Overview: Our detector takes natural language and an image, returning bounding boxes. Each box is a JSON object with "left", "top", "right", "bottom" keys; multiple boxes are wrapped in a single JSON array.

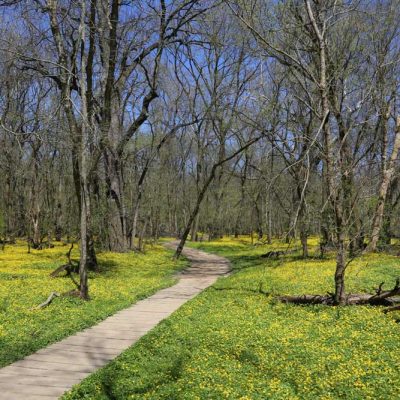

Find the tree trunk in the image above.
[
  {"left": 380, "top": 193, "right": 394, "bottom": 246},
  {"left": 32, "top": 212, "right": 41, "bottom": 249},
  {"left": 175, "top": 172, "right": 215, "bottom": 257},
  {"left": 104, "top": 154, "right": 129, "bottom": 252},
  {"left": 349, "top": 206, "right": 364, "bottom": 254},
  {"left": 55, "top": 178, "right": 63, "bottom": 242},
  {"left": 254, "top": 194, "right": 263, "bottom": 240},
  {"left": 78, "top": 1, "right": 90, "bottom": 299},
  {"left": 138, "top": 215, "right": 149, "bottom": 252},
  {"left": 130, "top": 199, "right": 140, "bottom": 249},
  {"left": 334, "top": 230, "right": 346, "bottom": 305},
  {"left": 79, "top": 184, "right": 90, "bottom": 299},
  {"left": 55, "top": 201, "right": 62, "bottom": 242},
  {"left": 300, "top": 226, "right": 308, "bottom": 258},
  {"left": 306, "top": 1, "right": 351, "bottom": 304},
  {"left": 368, "top": 116, "right": 400, "bottom": 252},
  {"left": 190, "top": 212, "right": 200, "bottom": 241}
]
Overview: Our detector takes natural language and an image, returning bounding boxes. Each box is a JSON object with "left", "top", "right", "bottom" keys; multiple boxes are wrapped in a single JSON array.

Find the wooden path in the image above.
[{"left": 0, "top": 244, "right": 230, "bottom": 399}]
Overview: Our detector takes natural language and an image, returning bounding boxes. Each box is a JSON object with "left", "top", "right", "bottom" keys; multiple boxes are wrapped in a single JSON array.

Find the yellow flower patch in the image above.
[
  {"left": 63, "top": 237, "right": 400, "bottom": 399},
  {"left": 0, "top": 241, "right": 186, "bottom": 367}
]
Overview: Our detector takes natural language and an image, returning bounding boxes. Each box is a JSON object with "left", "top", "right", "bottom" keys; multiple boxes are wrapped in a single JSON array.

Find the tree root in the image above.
[
  {"left": 277, "top": 278, "right": 400, "bottom": 312},
  {"left": 63, "top": 289, "right": 81, "bottom": 297},
  {"left": 383, "top": 305, "right": 400, "bottom": 313},
  {"left": 31, "top": 288, "right": 84, "bottom": 310},
  {"left": 32, "top": 292, "right": 60, "bottom": 310}
]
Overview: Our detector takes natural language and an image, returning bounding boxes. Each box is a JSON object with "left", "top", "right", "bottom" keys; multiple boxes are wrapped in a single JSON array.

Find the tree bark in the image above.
[
  {"left": 78, "top": 0, "right": 90, "bottom": 299},
  {"left": 305, "top": 0, "right": 347, "bottom": 304},
  {"left": 368, "top": 116, "right": 400, "bottom": 252}
]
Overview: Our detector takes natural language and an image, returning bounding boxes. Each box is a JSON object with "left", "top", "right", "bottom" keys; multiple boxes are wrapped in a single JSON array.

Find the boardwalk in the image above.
[{"left": 0, "top": 244, "right": 230, "bottom": 399}]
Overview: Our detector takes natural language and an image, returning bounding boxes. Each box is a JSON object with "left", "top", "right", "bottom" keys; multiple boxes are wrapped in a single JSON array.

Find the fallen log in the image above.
[
  {"left": 383, "top": 305, "right": 400, "bottom": 313},
  {"left": 279, "top": 294, "right": 334, "bottom": 305},
  {"left": 360, "top": 278, "right": 400, "bottom": 305},
  {"left": 278, "top": 279, "right": 400, "bottom": 309}
]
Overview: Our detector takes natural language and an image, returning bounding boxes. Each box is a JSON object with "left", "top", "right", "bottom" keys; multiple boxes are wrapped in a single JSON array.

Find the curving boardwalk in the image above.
[{"left": 0, "top": 244, "right": 230, "bottom": 399}]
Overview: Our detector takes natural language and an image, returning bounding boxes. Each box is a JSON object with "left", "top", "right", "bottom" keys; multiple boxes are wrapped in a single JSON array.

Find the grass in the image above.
[
  {"left": 0, "top": 240, "right": 186, "bottom": 368},
  {"left": 63, "top": 236, "right": 400, "bottom": 400}
]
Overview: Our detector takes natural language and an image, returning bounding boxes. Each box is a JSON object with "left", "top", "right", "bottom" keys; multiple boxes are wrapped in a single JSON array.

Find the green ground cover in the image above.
[
  {"left": 0, "top": 241, "right": 186, "bottom": 368},
  {"left": 64, "top": 237, "right": 400, "bottom": 400}
]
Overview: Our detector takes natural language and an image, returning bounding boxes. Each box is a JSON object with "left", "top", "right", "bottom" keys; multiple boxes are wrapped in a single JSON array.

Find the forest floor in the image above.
[
  {"left": 0, "top": 241, "right": 187, "bottom": 368},
  {"left": 0, "top": 243, "right": 229, "bottom": 399},
  {"left": 63, "top": 237, "right": 400, "bottom": 400}
]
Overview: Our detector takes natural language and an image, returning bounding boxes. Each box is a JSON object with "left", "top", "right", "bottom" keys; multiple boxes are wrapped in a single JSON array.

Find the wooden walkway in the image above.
[{"left": 0, "top": 244, "right": 230, "bottom": 399}]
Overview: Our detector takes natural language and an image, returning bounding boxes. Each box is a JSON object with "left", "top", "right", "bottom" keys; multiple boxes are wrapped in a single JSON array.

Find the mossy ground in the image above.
[
  {"left": 63, "top": 237, "right": 400, "bottom": 400},
  {"left": 0, "top": 241, "right": 186, "bottom": 368}
]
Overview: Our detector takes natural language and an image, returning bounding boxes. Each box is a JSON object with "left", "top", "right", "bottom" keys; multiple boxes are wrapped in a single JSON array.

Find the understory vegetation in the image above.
[
  {"left": 0, "top": 242, "right": 186, "bottom": 368},
  {"left": 63, "top": 237, "right": 400, "bottom": 400}
]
